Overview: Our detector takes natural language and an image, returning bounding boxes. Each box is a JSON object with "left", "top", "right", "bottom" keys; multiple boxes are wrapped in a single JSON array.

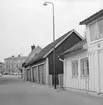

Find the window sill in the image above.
[
  {"left": 81, "top": 75, "right": 89, "bottom": 79},
  {"left": 90, "top": 37, "right": 103, "bottom": 45},
  {"left": 72, "top": 75, "right": 78, "bottom": 79}
]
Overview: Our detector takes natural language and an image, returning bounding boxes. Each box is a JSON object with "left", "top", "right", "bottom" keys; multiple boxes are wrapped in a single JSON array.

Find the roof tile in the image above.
[
  {"left": 80, "top": 9, "right": 103, "bottom": 25},
  {"left": 59, "top": 39, "right": 87, "bottom": 57}
]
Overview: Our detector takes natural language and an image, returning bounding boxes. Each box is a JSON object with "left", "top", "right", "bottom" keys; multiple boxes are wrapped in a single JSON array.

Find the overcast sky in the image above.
[{"left": 0, "top": 0, "right": 101, "bottom": 61}]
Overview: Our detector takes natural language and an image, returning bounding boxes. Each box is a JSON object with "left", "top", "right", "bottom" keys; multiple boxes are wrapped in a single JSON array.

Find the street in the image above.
[{"left": 0, "top": 75, "right": 102, "bottom": 105}]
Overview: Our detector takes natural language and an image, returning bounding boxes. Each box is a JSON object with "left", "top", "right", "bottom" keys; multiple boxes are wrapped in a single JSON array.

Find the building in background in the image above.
[
  {"left": 22, "top": 45, "right": 42, "bottom": 80},
  {"left": 0, "top": 62, "right": 6, "bottom": 74},
  {"left": 4, "top": 55, "right": 27, "bottom": 74}
]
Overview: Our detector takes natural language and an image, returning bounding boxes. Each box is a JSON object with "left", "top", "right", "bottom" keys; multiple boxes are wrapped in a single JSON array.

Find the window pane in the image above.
[
  {"left": 80, "top": 59, "right": 84, "bottom": 75},
  {"left": 72, "top": 60, "right": 78, "bottom": 76},
  {"left": 85, "top": 58, "right": 89, "bottom": 75},
  {"left": 87, "top": 59, "right": 89, "bottom": 68},
  {"left": 72, "top": 62, "right": 75, "bottom": 76},
  {"left": 98, "top": 18, "right": 103, "bottom": 38},
  {"left": 75, "top": 61, "right": 78, "bottom": 75},
  {"left": 87, "top": 68, "right": 89, "bottom": 75},
  {"left": 83, "top": 68, "right": 85, "bottom": 75},
  {"left": 84, "top": 58, "right": 88, "bottom": 68},
  {"left": 89, "top": 22, "right": 97, "bottom": 41},
  {"left": 81, "top": 57, "right": 89, "bottom": 76}
]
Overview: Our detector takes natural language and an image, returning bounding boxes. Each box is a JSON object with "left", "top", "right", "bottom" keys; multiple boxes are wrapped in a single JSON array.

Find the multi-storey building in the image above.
[
  {"left": 4, "top": 55, "right": 27, "bottom": 74},
  {"left": 60, "top": 9, "right": 103, "bottom": 94},
  {"left": 80, "top": 9, "right": 103, "bottom": 94}
]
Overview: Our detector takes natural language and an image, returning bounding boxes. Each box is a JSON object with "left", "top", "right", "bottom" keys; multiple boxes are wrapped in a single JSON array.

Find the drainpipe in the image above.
[
  {"left": 97, "top": 50, "right": 100, "bottom": 94},
  {"left": 58, "top": 57, "right": 64, "bottom": 62},
  {"left": 58, "top": 56, "right": 64, "bottom": 89}
]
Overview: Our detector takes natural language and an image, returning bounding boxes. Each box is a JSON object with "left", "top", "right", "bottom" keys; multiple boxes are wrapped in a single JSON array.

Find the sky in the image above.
[{"left": 0, "top": 0, "right": 102, "bottom": 62}]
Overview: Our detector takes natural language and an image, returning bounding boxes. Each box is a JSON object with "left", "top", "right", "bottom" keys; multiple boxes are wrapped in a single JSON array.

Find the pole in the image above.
[
  {"left": 43, "top": 2, "right": 56, "bottom": 89},
  {"left": 52, "top": 3, "right": 56, "bottom": 89}
]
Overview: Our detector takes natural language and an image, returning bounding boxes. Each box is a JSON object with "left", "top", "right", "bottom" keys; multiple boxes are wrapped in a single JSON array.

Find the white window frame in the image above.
[
  {"left": 72, "top": 59, "right": 78, "bottom": 78},
  {"left": 89, "top": 17, "right": 103, "bottom": 44},
  {"left": 80, "top": 57, "right": 89, "bottom": 77},
  {"left": 89, "top": 22, "right": 98, "bottom": 42},
  {"left": 98, "top": 18, "right": 103, "bottom": 40}
]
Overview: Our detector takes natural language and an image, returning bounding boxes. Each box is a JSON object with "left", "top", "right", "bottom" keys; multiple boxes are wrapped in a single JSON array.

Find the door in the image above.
[
  {"left": 27, "top": 69, "right": 30, "bottom": 81},
  {"left": 38, "top": 64, "right": 45, "bottom": 84},
  {"left": 98, "top": 50, "right": 103, "bottom": 93},
  {"left": 28, "top": 69, "right": 31, "bottom": 81},
  {"left": 26, "top": 70, "right": 28, "bottom": 81},
  {"left": 32, "top": 67, "right": 35, "bottom": 82},
  {"left": 32, "top": 67, "right": 38, "bottom": 82},
  {"left": 29, "top": 69, "right": 31, "bottom": 81}
]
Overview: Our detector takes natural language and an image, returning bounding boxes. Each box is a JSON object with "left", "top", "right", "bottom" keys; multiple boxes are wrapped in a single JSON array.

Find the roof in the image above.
[
  {"left": 25, "top": 46, "right": 42, "bottom": 65},
  {"left": 80, "top": 9, "right": 103, "bottom": 25},
  {"left": 25, "top": 29, "right": 84, "bottom": 66},
  {"left": 4, "top": 56, "right": 27, "bottom": 60},
  {"left": 0, "top": 62, "right": 4, "bottom": 64},
  {"left": 59, "top": 39, "right": 87, "bottom": 58},
  {"left": 4, "top": 56, "right": 14, "bottom": 60}
]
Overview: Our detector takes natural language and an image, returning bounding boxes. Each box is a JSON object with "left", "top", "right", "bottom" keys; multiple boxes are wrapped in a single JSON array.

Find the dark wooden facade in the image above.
[
  {"left": 23, "top": 30, "right": 83, "bottom": 86},
  {"left": 48, "top": 32, "right": 82, "bottom": 84}
]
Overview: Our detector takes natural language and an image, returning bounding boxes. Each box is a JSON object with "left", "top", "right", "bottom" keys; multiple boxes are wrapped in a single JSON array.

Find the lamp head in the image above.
[{"left": 43, "top": 2, "right": 48, "bottom": 6}]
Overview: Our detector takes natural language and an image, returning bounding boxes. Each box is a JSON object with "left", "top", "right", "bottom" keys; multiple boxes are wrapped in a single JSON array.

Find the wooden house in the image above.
[
  {"left": 59, "top": 39, "right": 89, "bottom": 91},
  {"left": 23, "top": 29, "right": 84, "bottom": 87},
  {"left": 60, "top": 9, "right": 103, "bottom": 94},
  {"left": 22, "top": 46, "right": 42, "bottom": 81},
  {"left": 80, "top": 9, "right": 103, "bottom": 94}
]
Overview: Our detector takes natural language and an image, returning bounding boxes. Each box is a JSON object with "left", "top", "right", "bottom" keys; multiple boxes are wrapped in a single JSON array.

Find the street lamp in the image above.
[{"left": 43, "top": 1, "right": 56, "bottom": 89}]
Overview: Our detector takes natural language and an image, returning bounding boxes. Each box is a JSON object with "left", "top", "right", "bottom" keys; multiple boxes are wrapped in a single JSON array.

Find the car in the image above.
[
  {"left": 0, "top": 73, "right": 2, "bottom": 77},
  {"left": 3, "top": 72, "right": 9, "bottom": 75}
]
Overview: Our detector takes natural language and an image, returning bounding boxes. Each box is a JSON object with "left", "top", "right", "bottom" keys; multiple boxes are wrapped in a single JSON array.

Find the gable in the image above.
[
  {"left": 48, "top": 32, "right": 83, "bottom": 74},
  {"left": 25, "top": 29, "right": 84, "bottom": 67},
  {"left": 43, "top": 29, "right": 84, "bottom": 58},
  {"left": 57, "top": 32, "right": 82, "bottom": 52}
]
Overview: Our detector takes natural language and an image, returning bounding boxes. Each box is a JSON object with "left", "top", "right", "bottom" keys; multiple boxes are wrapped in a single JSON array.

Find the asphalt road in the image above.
[{"left": 0, "top": 75, "right": 102, "bottom": 105}]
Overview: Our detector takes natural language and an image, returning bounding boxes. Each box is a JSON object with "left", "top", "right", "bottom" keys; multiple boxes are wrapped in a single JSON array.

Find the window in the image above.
[
  {"left": 98, "top": 18, "right": 103, "bottom": 38},
  {"left": 89, "top": 22, "right": 97, "bottom": 41},
  {"left": 80, "top": 57, "right": 89, "bottom": 77},
  {"left": 72, "top": 60, "right": 78, "bottom": 77},
  {"left": 89, "top": 18, "right": 103, "bottom": 42}
]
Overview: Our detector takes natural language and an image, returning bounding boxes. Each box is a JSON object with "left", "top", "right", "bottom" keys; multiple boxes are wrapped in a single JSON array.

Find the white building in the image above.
[
  {"left": 4, "top": 55, "right": 27, "bottom": 74},
  {"left": 60, "top": 9, "right": 103, "bottom": 94}
]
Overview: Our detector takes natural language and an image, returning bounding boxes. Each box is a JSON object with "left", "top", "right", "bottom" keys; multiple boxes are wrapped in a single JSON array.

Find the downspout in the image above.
[
  {"left": 58, "top": 56, "right": 64, "bottom": 88},
  {"left": 59, "top": 57, "right": 64, "bottom": 62},
  {"left": 97, "top": 50, "right": 100, "bottom": 94}
]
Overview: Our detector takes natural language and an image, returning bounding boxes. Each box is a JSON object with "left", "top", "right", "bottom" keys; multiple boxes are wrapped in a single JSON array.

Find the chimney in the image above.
[
  {"left": 12, "top": 55, "right": 14, "bottom": 57},
  {"left": 31, "top": 44, "right": 35, "bottom": 51}
]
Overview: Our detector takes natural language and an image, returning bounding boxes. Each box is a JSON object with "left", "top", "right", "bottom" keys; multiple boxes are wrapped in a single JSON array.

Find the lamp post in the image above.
[{"left": 43, "top": 1, "right": 56, "bottom": 89}]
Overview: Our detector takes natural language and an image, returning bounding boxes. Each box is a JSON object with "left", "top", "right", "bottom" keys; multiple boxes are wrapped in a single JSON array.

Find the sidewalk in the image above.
[
  {"left": 22, "top": 79, "right": 103, "bottom": 99},
  {"left": 0, "top": 75, "right": 102, "bottom": 105}
]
